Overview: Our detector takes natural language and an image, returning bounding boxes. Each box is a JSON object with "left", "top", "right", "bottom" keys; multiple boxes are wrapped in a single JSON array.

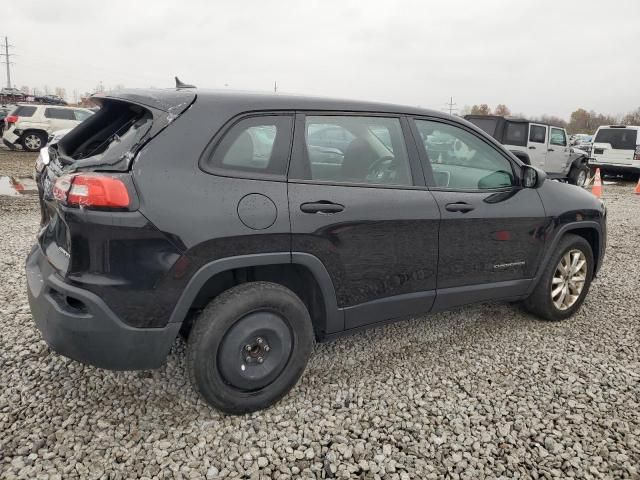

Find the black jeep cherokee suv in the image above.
[{"left": 27, "top": 89, "right": 606, "bottom": 413}]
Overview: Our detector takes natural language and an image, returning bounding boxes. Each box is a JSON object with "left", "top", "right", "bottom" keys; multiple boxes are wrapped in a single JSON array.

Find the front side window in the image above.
[
  {"left": 529, "top": 125, "right": 547, "bottom": 143},
  {"left": 203, "top": 115, "right": 293, "bottom": 178},
  {"left": 414, "top": 119, "right": 515, "bottom": 190},
  {"left": 550, "top": 128, "right": 566, "bottom": 146},
  {"left": 296, "top": 115, "right": 412, "bottom": 187}
]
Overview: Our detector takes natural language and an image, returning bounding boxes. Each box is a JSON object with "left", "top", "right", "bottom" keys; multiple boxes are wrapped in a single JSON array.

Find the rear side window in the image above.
[
  {"left": 529, "top": 125, "right": 546, "bottom": 143},
  {"left": 13, "top": 106, "right": 37, "bottom": 117},
  {"left": 504, "top": 122, "right": 527, "bottom": 147},
  {"left": 45, "top": 108, "right": 75, "bottom": 120},
  {"left": 203, "top": 114, "right": 293, "bottom": 179},
  {"left": 594, "top": 128, "right": 638, "bottom": 150}
]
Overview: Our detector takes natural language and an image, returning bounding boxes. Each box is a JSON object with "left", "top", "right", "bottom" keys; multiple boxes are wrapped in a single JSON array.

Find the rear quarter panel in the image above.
[{"left": 130, "top": 100, "right": 291, "bottom": 326}]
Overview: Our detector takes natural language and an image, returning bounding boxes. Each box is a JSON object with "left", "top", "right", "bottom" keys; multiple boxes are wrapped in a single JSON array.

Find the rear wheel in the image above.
[
  {"left": 21, "top": 131, "right": 46, "bottom": 152},
  {"left": 187, "top": 282, "right": 314, "bottom": 414},
  {"left": 524, "top": 234, "right": 594, "bottom": 321}
]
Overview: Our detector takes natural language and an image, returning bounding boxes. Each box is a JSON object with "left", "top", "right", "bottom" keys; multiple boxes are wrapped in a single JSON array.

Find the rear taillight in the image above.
[
  {"left": 53, "top": 174, "right": 130, "bottom": 208},
  {"left": 5, "top": 114, "right": 18, "bottom": 125},
  {"left": 635, "top": 146, "right": 640, "bottom": 161}
]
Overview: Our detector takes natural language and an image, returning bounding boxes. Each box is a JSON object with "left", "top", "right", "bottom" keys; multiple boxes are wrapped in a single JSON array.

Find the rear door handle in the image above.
[
  {"left": 548, "top": 148, "right": 555, "bottom": 152},
  {"left": 300, "top": 202, "right": 344, "bottom": 214},
  {"left": 528, "top": 146, "right": 536, "bottom": 150},
  {"left": 445, "top": 202, "right": 474, "bottom": 213}
]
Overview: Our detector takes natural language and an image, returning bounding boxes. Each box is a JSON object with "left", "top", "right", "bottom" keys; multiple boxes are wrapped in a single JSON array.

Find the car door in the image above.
[
  {"left": 288, "top": 112, "right": 440, "bottom": 333},
  {"left": 411, "top": 117, "right": 547, "bottom": 310},
  {"left": 546, "top": 127, "right": 569, "bottom": 174},
  {"left": 527, "top": 123, "right": 548, "bottom": 169}
]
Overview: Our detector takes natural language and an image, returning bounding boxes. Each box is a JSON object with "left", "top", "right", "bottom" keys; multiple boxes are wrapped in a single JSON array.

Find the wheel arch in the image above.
[
  {"left": 529, "top": 221, "right": 603, "bottom": 296},
  {"left": 169, "top": 252, "right": 343, "bottom": 339}
]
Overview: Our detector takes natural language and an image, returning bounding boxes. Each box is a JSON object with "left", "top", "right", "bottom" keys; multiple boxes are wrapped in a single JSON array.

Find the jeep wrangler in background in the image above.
[
  {"left": 465, "top": 115, "right": 590, "bottom": 186},
  {"left": 28, "top": 89, "right": 606, "bottom": 414}
]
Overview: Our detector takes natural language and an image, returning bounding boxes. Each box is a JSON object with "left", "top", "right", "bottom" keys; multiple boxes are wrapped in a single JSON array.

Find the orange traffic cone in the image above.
[
  {"left": 591, "top": 168, "right": 602, "bottom": 198},
  {"left": 635, "top": 176, "right": 640, "bottom": 195}
]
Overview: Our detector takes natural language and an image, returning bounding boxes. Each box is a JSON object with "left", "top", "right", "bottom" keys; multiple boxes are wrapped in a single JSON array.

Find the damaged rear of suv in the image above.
[{"left": 28, "top": 89, "right": 196, "bottom": 369}]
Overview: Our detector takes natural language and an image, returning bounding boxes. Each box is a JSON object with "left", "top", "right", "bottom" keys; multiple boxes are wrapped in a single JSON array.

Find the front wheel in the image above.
[
  {"left": 568, "top": 164, "right": 589, "bottom": 187},
  {"left": 187, "top": 282, "right": 314, "bottom": 414},
  {"left": 523, "top": 234, "right": 594, "bottom": 321}
]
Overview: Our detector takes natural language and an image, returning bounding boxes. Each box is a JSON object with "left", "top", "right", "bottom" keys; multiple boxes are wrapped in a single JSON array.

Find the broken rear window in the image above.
[{"left": 59, "top": 100, "right": 154, "bottom": 162}]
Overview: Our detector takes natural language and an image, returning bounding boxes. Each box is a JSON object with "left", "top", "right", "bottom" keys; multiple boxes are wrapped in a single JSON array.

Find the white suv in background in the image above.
[
  {"left": 2, "top": 104, "right": 93, "bottom": 152},
  {"left": 589, "top": 125, "right": 640, "bottom": 179}
]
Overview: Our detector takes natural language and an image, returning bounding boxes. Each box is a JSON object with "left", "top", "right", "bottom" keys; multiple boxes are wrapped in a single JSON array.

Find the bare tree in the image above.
[{"left": 494, "top": 104, "right": 511, "bottom": 116}]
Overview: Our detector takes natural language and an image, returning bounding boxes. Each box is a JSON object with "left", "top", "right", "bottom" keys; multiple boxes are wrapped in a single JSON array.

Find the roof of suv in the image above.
[
  {"left": 95, "top": 88, "right": 448, "bottom": 118},
  {"left": 596, "top": 125, "right": 640, "bottom": 131}
]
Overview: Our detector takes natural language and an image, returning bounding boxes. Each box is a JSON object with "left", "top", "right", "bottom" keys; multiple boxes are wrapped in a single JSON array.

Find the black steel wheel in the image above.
[{"left": 187, "top": 282, "right": 314, "bottom": 414}]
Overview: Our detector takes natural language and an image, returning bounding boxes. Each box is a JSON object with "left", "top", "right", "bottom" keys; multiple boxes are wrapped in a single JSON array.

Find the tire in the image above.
[
  {"left": 523, "top": 234, "right": 594, "bottom": 321},
  {"left": 21, "top": 131, "right": 47, "bottom": 152},
  {"left": 568, "top": 164, "right": 588, "bottom": 187},
  {"left": 187, "top": 281, "right": 314, "bottom": 414}
]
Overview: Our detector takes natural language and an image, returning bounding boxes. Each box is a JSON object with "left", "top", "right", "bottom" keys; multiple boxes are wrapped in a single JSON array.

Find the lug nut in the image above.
[
  {"left": 245, "top": 356, "right": 252, "bottom": 363},
  {"left": 245, "top": 344, "right": 252, "bottom": 351},
  {"left": 264, "top": 345, "right": 270, "bottom": 352},
  {"left": 257, "top": 357, "right": 264, "bottom": 364},
  {"left": 257, "top": 337, "right": 263, "bottom": 344}
]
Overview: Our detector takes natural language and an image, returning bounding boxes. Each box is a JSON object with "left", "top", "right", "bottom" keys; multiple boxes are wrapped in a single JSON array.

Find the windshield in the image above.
[{"left": 594, "top": 128, "right": 638, "bottom": 150}]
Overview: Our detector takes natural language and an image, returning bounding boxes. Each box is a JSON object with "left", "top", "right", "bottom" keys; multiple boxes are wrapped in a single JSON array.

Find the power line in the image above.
[
  {"left": 444, "top": 96, "right": 457, "bottom": 115},
  {"left": 0, "top": 36, "right": 15, "bottom": 88}
]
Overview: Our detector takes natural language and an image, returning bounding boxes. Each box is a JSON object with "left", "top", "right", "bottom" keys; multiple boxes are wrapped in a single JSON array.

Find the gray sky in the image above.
[{"left": 3, "top": 0, "right": 639, "bottom": 119}]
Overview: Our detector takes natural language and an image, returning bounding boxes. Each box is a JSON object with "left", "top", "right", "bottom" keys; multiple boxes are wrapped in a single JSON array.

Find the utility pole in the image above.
[
  {"left": 445, "top": 96, "right": 457, "bottom": 115},
  {"left": 0, "top": 36, "right": 15, "bottom": 88}
]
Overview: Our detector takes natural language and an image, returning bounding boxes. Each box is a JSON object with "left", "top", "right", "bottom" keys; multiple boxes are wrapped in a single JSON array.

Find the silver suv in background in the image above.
[
  {"left": 2, "top": 104, "right": 93, "bottom": 152},
  {"left": 465, "top": 115, "right": 590, "bottom": 187},
  {"left": 589, "top": 125, "right": 640, "bottom": 179}
]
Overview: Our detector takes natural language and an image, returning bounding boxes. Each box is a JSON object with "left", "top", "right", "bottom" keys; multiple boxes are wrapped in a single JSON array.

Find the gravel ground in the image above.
[
  {"left": 0, "top": 145, "right": 38, "bottom": 178},
  {"left": 0, "top": 179, "right": 639, "bottom": 479}
]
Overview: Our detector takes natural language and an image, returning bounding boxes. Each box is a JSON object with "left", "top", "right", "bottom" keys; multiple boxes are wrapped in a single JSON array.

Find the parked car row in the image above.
[
  {"left": 2, "top": 104, "right": 93, "bottom": 151},
  {"left": 464, "top": 115, "right": 591, "bottom": 186},
  {"left": 466, "top": 115, "right": 640, "bottom": 181}
]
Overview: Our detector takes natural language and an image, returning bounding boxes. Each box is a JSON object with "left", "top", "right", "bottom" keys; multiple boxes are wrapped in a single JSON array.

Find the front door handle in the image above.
[
  {"left": 445, "top": 202, "right": 474, "bottom": 213},
  {"left": 300, "top": 201, "right": 344, "bottom": 214},
  {"left": 529, "top": 146, "right": 536, "bottom": 150},
  {"left": 548, "top": 148, "right": 555, "bottom": 152}
]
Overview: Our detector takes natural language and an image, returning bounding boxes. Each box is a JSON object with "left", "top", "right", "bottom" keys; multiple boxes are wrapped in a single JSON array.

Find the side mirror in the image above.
[{"left": 522, "top": 165, "right": 546, "bottom": 188}]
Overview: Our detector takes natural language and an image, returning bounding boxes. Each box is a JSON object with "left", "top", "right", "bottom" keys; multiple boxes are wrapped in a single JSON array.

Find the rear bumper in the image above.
[
  {"left": 2, "top": 128, "right": 20, "bottom": 145},
  {"left": 26, "top": 245, "right": 180, "bottom": 370},
  {"left": 588, "top": 160, "right": 640, "bottom": 174}
]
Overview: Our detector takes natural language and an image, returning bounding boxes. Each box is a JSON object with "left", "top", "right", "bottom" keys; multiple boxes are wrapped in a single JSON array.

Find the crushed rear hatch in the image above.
[{"left": 37, "top": 89, "right": 195, "bottom": 277}]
